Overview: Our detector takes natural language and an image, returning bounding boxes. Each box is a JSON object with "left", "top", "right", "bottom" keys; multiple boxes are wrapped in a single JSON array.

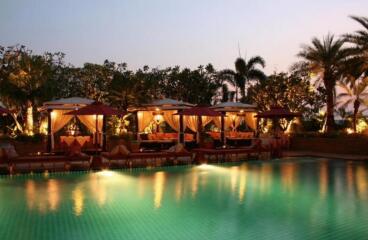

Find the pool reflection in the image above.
[{"left": 19, "top": 159, "right": 368, "bottom": 218}]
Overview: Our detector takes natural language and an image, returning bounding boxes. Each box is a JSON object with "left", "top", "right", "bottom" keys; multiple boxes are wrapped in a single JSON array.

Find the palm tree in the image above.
[
  {"left": 298, "top": 34, "right": 349, "bottom": 133},
  {"left": 219, "top": 56, "right": 266, "bottom": 102},
  {"left": 344, "top": 16, "right": 368, "bottom": 52},
  {"left": 344, "top": 16, "right": 368, "bottom": 75},
  {"left": 337, "top": 78, "right": 368, "bottom": 132}
]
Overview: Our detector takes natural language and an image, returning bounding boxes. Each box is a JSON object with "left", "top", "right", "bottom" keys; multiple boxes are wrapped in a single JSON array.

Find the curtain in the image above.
[
  {"left": 51, "top": 110, "right": 73, "bottom": 149},
  {"left": 212, "top": 117, "right": 222, "bottom": 129},
  {"left": 225, "top": 113, "right": 242, "bottom": 131},
  {"left": 163, "top": 110, "right": 180, "bottom": 132},
  {"left": 184, "top": 116, "right": 198, "bottom": 132},
  {"left": 77, "top": 115, "right": 103, "bottom": 145},
  {"left": 184, "top": 116, "right": 214, "bottom": 132},
  {"left": 137, "top": 111, "right": 154, "bottom": 132},
  {"left": 245, "top": 112, "right": 257, "bottom": 130}
]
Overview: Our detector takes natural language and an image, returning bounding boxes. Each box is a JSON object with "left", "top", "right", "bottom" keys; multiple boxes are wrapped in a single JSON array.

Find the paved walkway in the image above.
[{"left": 284, "top": 150, "right": 368, "bottom": 161}]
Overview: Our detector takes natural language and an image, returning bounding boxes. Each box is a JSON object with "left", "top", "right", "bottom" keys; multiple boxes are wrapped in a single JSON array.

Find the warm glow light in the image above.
[
  {"left": 346, "top": 128, "right": 354, "bottom": 134},
  {"left": 153, "top": 114, "right": 163, "bottom": 125},
  {"left": 319, "top": 161, "right": 328, "bottom": 198},
  {"left": 39, "top": 119, "right": 48, "bottom": 135},
  {"left": 72, "top": 186, "right": 84, "bottom": 216},
  {"left": 96, "top": 170, "right": 115, "bottom": 177},
  {"left": 26, "top": 105, "right": 34, "bottom": 136},
  {"left": 153, "top": 171, "right": 166, "bottom": 209},
  {"left": 196, "top": 164, "right": 217, "bottom": 170}
]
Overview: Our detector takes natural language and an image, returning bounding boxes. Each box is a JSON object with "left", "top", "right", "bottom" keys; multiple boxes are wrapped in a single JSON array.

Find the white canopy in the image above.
[
  {"left": 41, "top": 97, "right": 95, "bottom": 110},
  {"left": 144, "top": 98, "right": 194, "bottom": 107},
  {"left": 211, "top": 102, "right": 257, "bottom": 112}
]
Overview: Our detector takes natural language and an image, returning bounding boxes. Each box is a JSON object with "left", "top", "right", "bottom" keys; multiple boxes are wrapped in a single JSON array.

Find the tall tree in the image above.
[
  {"left": 0, "top": 45, "right": 62, "bottom": 134},
  {"left": 219, "top": 56, "right": 266, "bottom": 102},
  {"left": 298, "top": 34, "right": 349, "bottom": 133},
  {"left": 337, "top": 77, "right": 368, "bottom": 133}
]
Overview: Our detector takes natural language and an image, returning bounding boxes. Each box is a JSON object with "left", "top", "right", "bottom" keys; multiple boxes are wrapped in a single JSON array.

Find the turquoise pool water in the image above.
[{"left": 0, "top": 158, "right": 368, "bottom": 240}]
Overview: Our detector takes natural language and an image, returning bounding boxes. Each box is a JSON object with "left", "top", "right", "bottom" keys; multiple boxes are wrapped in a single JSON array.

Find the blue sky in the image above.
[{"left": 1, "top": 0, "right": 367, "bottom": 73}]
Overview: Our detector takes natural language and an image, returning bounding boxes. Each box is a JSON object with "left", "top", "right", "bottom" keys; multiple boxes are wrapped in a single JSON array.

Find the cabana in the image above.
[
  {"left": 65, "top": 102, "right": 125, "bottom": 152},
  {"left": 210, "top": 102, "right": 257, "bottom": 144},
  {"left": 256, "top": 106, "right": 301, "bottom": 156},
  {"left": 40, "top": 97, "right": 101, "bottom": 152},
  {"left": 128, "top": 98, "right": 196, "bottom": 147}
]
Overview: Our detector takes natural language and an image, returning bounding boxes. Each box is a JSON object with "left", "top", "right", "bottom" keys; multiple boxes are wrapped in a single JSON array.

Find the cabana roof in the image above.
[
  {"left": 256, "top": 106, "right": 301, "bottom": 118},
  {"left": 176, "top": 106, "right": 223, "bottom": 117},
  {"left": 40, "top": 97, "right": 95, "bottom": 111},
  {"left": 65, "top": 102, "right": 126, "bottom": 116},
  {"left": 211, "top": 102, "right": 257, "bottom": 112},
  {"left": 129, "top": 98, "right": 194, "bottom": 111}
]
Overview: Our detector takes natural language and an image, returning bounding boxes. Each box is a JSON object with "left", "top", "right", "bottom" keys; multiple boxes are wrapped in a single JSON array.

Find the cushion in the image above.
[
  {"left": 156, "top": 133, "right": 165, "bottom": 140},
  {"left": 229, "top": 131, "right": 237, "bottom": 138},
  {"left": 184, "top": 134, "right": 194, "bottom": 141},
  {"left": 148, "top": 134, "right": 155, "bottom": 140},
  {"left": 119, "top": 145, "right": 130, "bottom": 156}
]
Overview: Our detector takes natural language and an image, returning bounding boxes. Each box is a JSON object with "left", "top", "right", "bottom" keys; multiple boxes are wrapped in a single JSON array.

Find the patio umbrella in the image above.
[
  {"left": 176, "top": 106, "right": 223, "bottom": 144},
  {"left": 65, "top": 102, "right": 126, "bottom": 150}
]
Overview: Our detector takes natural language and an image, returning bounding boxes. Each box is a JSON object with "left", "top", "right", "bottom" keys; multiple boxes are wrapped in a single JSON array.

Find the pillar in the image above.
[
  {"left": 134, "top": 111, "right": 139, "bottom": 140},
  {"left": 102, "top": 115, "right": 107, "bottom": 151},
  {"left": 46, "top": 109, "right": 52, "bottom": 152},
  {"left": 179, "top": 110, "right": 184, "bottom": 144},
  {"left": 221, "top": 111, "right": 225, "bottom": 145}
]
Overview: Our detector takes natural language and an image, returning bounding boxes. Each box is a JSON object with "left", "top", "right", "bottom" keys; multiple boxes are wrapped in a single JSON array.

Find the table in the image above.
[{"left": 60, "top": 136, "right": 91, "bottom": 147}]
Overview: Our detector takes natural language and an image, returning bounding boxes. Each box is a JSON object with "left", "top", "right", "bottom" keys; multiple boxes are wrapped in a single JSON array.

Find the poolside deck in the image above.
[{"left": 284, "top": 150, "right": 368, "bottom": 161}]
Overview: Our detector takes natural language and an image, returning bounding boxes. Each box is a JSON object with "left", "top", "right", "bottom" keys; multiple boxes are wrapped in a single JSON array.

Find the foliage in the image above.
[
  {"left": 247, "top": 71, "right": 324, "bottom": 116},
  {"left": 219, "top": 56, "right": 266, "bottom": 102}
]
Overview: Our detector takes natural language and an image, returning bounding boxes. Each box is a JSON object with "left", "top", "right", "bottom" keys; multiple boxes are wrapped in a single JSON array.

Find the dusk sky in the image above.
[{"left": 1, "top": 0, "right": 367, "bottom": 73}]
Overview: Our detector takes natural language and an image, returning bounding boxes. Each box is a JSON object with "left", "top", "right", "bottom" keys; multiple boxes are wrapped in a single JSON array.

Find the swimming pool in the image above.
[{"left": 0, "top": 158, "right": 367, "bottom": 240}]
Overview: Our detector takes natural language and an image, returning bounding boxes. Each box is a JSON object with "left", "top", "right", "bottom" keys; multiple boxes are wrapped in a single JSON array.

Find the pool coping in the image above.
[{"left": 284, "top": 150, "right": 368, "bottom": 161}]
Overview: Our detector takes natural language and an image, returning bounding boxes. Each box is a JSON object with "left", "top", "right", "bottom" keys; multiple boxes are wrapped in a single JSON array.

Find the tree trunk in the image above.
[
  {"left": 240, "top": 85, "right": 246, "bottom": 103},
  {"left": 324, "top": 79, "right": 335, "bottom": 133},
  {"left": 25, "top": 100, "right": 34, "bottom": 135},
  {"left": 353, "top": 99, "right": 360, "bottom": 133},
  {"left": 235, "top": 86, "right": 238, "bottom": 102}
]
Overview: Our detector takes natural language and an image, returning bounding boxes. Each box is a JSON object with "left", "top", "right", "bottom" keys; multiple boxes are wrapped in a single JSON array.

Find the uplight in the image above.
[{"left": 97, "top": 170, "right": 115, "bottom": 177}]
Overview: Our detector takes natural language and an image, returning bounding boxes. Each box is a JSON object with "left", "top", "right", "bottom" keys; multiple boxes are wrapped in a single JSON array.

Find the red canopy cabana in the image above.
[
  {"left": 256, "top": 106, "right": 301, "bottom": 133},
  {"left": 176, "top": 106, "right": 223, "bottom": 144},
  {"left": 65, "top": 102, "right": 126, "bottom": 151}
]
